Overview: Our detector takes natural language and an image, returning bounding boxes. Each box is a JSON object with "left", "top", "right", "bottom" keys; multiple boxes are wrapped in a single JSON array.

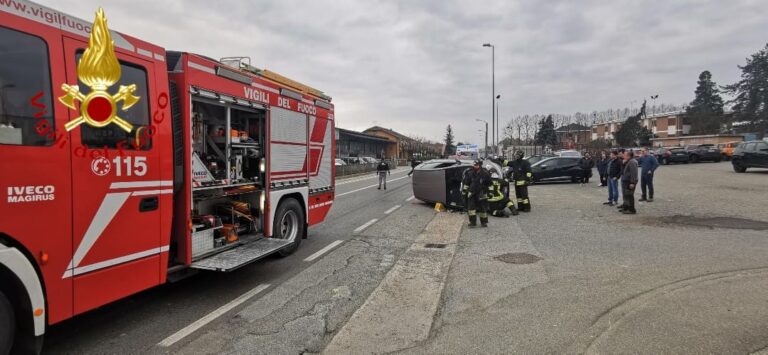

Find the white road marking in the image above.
[
  {"left": 354, "top": 219, "right": 379, "bottom": 234},
  {"left": 336, "top": 169, "right": 408, "bottom": 186},
  {"left": 384, "top": 205, "right": 401, "bottom": 215},
  {"left": 336, "top": 175, "right": 409, "bottom": 197},
  {"left": 304, "top": 240, "right": 344, "bottom": 262},
  {"left": 406, "top": 196, "right": 415, "bottom": 202},
  {"left": 157, "top": 284, "right": 271, "bottom": 347}
]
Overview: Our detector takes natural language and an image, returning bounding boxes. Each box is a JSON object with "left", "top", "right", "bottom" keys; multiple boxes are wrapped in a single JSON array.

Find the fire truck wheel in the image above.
[
  {"left": 0, "top": 290, "right": 15, "bottom": 355},
  {"left": 275, "top": 198, "right": 304, "bottom": 257}
]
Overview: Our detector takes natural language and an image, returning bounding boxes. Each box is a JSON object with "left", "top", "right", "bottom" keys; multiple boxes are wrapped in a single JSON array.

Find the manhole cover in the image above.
[
  {"left": 424, "top": 243, "right": 447, "bottom": 249},
  {"left": 495, "top": 253, "right": 542, "bottom": 264}
]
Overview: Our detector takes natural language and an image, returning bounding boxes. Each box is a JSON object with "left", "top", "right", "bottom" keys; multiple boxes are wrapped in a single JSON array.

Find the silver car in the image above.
[{"left": 412, "top": 159, "right": 502, "bottom": 208}]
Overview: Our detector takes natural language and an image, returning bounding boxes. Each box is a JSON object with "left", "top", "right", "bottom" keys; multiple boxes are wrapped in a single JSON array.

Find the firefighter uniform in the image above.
[
  {"left": 505, "top": 152, "right": 533, "bottom": 212},
  {"left": 487, "top": 178, "right": 518, "bottom": 217},
  {"left": 462, "top": 161, "right": 492, "bottom": 227}
]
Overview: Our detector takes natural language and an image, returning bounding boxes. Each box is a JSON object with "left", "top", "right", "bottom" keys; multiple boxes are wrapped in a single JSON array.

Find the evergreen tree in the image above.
[
  {"left": 685, "top": 70, "right": 725, "bottom": 134},
  {"left": 444, "top": 125, "right": 455, "bottom": 155},
  {"left": 615, "top": 100, "right": 647, "bottom": 147},
  {"left": 724, "top": 43, "right": 768, "bottom": 131},
  {"left": 534, "top": 115, "right": 557, "bottom": 147}
]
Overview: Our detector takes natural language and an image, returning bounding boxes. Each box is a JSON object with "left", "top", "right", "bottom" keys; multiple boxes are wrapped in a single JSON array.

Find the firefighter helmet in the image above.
[{"left": 515, "top": 150, "right": 525, "bottom": 159}]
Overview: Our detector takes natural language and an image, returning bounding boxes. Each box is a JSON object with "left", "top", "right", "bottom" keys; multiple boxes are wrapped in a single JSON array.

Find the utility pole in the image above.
[{"left": 496, "top": 94, "right": 501, "bottom": 154}]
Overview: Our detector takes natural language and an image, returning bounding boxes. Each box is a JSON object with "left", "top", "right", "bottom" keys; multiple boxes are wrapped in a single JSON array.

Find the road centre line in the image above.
[
  {"left": 384, "top": 205, "right": 401, "bottom": 215},
  {"left": 304, "top": 240, "right": 344, "bottom": 262},
  {"left": 354, "top": 219, "right": 378, "bottom": 234},
  {"left": 157, "top": 284, "right": 271, "bottom": 347},
  {"left": 336, "top": 175, "right": 409, "bottom": 197}
]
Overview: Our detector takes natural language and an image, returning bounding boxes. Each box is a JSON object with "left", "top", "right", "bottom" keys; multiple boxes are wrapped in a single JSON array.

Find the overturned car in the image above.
[{"left": 411, "top": 159, "right": 504, "bottom": 209}]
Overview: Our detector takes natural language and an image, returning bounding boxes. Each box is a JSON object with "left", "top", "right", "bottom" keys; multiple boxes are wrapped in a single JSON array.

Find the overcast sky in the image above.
[{"left": 39, "top": 0, "right": 768, "bottom": 145}]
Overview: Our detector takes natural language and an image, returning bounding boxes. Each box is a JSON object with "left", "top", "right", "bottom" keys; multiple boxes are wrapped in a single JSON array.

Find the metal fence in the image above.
[{"left": 335, "top": 161, "right": 401, "bottom": 177}]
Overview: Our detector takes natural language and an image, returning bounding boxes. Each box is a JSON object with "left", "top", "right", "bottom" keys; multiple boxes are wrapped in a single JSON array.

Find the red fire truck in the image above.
[{"left": 0, "top": 1, "right": 335, "bottom": 352}]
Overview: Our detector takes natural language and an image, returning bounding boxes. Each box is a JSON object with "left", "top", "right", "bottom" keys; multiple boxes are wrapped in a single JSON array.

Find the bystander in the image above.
[{"left": 637, "top": 148, "right": 659, "bottom": 202}]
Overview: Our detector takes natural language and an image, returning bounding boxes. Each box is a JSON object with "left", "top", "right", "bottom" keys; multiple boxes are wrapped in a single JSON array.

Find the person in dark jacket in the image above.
[
  {"left": 376, "top": 159, "right": 390, "bottom": 190},
  {"left": 504, "top": 150, "right": 533, "bottom": 212},
  {"left": 596, "top": 151, "right": 608, "bottom": 187},
  {"left": 637, "top": 148, "right": 659, "bottom": 202},
  {"left": 603, "top": 150, "right": 622, "bottom": 206},
  {"left": 619, "top": 150, "right": 639, "bottom": 214},
  {"left": 578, "top": 153, "right": 595, "bottom": 185},
  {"left": 463, "top": 160, "right": 492, "bottom": 227}
]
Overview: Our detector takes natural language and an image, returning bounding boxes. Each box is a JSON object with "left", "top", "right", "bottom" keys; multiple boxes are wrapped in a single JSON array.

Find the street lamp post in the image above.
[
  {"left": 483, "top": 43, "right": 495, "bottom": 148},
  {"left": 476, "top": 118, "right": 488, "bottom": 158},
  {"left": 495, "top": 94, "right": 501, "bottom": 153}
]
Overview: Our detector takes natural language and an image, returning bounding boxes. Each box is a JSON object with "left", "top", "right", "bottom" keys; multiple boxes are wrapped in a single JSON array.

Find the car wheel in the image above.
[
  {"left": 274, "top": 198, "right": 304, "bottom": 257},
  {"left": 733, "top": 162, "right": 747, "bottom": 173},
  {"left": 715, "top": 158, "right": 722, "bottom": 163},
  {"left": 0, "top": 291, "right": 15, "bottom": 355},
  {"left": 689, "top": 155, "right": 699, "bottom": 163}
]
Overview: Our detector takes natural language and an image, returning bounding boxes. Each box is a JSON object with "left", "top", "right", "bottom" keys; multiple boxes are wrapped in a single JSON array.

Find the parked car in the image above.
[
  {"left": 657, "top": 147, "right": 689, "bottom": 165},
  {"left": 525, "top": 154, "right": 554, "bottom": 165},
  {"left": 720, "top": 141, "right": 741, "bottom": 161},
  {"left": 335, "top": 158, "right": 347, "bottom": 166},
  {"left": 530, "top": 157, "right": 584, "bottom": 183},
  {"left": 554, "top": 150, "right": 581, "bottom": 158},
  {"left": 732, "top": 140, "right": 768, "bottom": 173},
  {"left": 685, "top": 144, "right": 721, "bottom": 163}
]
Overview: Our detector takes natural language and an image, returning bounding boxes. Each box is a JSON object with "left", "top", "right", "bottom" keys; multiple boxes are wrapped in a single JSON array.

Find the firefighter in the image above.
[
  {"left": 488, "top": 173, "right": 519, "bottom": 217},
  {"left": 462, "top": 159, "right": 492, "bottom": 227},
  {"left": 504, "top": 150, "right": 533, "bottom": 212}
]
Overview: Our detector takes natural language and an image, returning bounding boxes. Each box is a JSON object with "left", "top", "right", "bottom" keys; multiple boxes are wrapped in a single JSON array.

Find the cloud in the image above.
[{"left": 38, "top": 0, "right": 768, "bottom": 145}]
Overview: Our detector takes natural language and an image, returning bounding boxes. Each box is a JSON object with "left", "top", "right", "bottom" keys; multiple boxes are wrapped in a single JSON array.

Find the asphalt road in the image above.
[
  {"left": 43, "top": 161, "right": 768, "bottom": 354},
  {"left": 42, "top": 168, "right": 414, "bottom": 354}
]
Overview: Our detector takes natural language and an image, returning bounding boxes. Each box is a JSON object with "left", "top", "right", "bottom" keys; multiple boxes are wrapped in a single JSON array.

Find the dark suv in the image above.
[
  {"left": 732, "top": 140, "right": 768, "bottom": 173},
  {"left": 530, "top": 157, "right": 584, "bottom": 183},
  {"left": 685, "top": 144, "right": 722, "bottom": 163},
  {"left": 656, "top": 147, "right": 689, "bottom": 165}
]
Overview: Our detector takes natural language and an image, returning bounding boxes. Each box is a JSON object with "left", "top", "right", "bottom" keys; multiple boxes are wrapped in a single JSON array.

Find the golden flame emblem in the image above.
[{"left": 59, "top": 8, "right": 139, "bottom": 133}]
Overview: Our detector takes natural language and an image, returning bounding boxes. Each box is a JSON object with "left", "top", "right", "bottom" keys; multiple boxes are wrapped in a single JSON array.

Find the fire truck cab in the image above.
[{"left": 0, "top": 1, "right": 335, "bottom": 352}]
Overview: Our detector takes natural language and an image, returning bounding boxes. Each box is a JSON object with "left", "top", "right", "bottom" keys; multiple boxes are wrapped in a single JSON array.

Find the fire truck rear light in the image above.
[{"left": 34, "top": 308, "right": 44, "bottom": 317}]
